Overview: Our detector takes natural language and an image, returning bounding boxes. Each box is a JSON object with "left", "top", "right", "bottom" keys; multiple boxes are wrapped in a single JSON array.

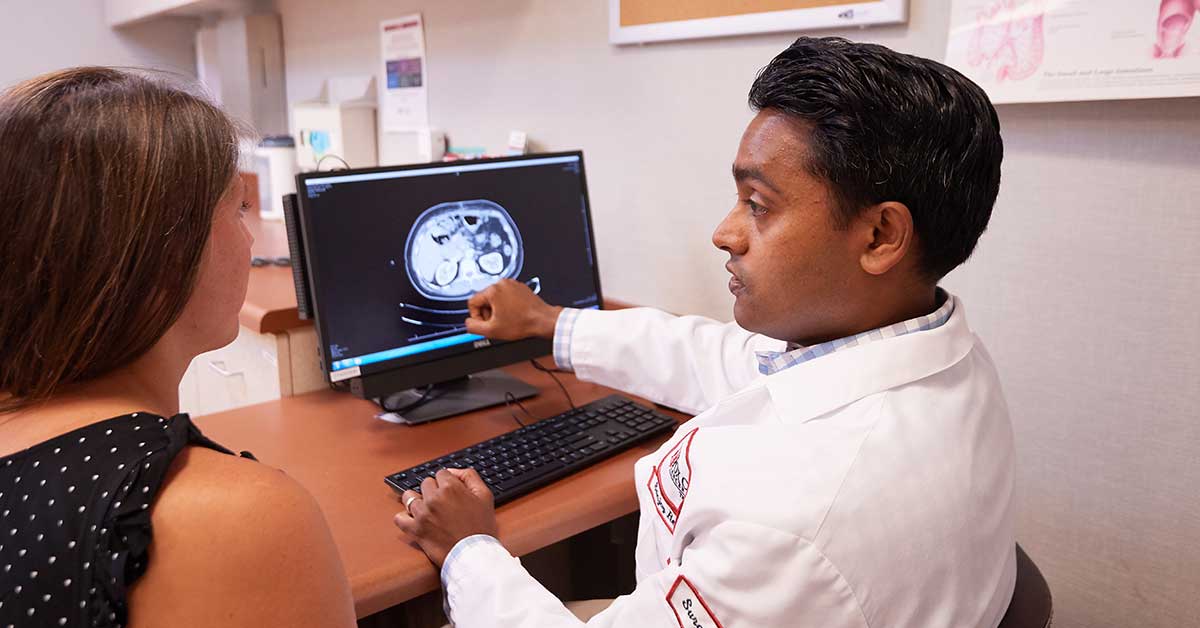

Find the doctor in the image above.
[{"left": 394, "top": 36, "right": 1016, "bottom": 628}]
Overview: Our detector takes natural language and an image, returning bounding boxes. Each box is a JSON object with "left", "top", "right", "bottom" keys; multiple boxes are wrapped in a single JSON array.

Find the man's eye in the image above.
[{"left": 745, "top": 199, "right": 766, "bottom": 216}]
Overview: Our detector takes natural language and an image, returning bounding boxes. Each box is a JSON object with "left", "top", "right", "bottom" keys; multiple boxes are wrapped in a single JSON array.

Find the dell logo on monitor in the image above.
[{"left": 473, "top": 339, "right": 492, "bottom": 349}]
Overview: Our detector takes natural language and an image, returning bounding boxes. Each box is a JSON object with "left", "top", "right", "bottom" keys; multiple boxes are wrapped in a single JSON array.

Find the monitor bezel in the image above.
[{"left": 294, "top": 150, "right": 603, "bottom": 391}]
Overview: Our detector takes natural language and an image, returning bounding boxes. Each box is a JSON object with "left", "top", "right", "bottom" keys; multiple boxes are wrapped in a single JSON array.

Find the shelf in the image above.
[{"left": 106, "top": 0, "right": 250, "bottom": 27}]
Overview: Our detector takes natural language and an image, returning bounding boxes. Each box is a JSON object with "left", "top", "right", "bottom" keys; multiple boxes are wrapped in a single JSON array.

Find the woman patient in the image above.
[{"left": 0, "top": 68, "right": 357, "bottom": 627}]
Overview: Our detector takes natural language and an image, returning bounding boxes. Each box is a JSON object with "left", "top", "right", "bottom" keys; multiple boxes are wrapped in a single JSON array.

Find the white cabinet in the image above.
[
  {"left": 179, "top": 324, "right": 328, "bottom": 416},
  {"left": 196, "top": 13, "right": 289, "bottom": 136},
  {"left": 108, "top": 3, "right": 288, "bottom": 138}
]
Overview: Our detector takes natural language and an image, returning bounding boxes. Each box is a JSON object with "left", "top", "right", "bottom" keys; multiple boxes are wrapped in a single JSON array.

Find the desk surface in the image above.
[{"left": 193, "top": 361, "right": 684, "bottom": 618}]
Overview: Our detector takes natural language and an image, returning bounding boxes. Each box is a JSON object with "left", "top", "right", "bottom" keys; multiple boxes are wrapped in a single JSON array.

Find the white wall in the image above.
[
  {"left": 277, "top": 1, "right": 1200, "bottom": 626},
  {"left": 0, "top": 0, "right": 197, "bottom": 88}
]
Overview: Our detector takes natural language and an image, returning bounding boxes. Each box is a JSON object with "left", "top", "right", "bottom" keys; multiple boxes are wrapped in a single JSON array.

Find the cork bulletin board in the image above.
[{"left": 609, "top": 0, "right": 908, "bottom": 44}]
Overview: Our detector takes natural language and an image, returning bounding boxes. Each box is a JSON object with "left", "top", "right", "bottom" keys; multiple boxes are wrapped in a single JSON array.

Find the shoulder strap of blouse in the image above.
[{"left": 169, "top": 414, "right": 257, "bottom": 461}]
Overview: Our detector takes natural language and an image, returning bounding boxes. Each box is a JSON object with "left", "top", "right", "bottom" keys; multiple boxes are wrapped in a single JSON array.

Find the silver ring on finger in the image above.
[{"left": 403, "top": 494, "right": 421, "bottom": 512}]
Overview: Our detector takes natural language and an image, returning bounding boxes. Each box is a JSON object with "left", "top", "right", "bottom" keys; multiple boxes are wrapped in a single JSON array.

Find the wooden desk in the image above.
[{"left": 193, "top": 360, "right": 685, "bottom": 618}]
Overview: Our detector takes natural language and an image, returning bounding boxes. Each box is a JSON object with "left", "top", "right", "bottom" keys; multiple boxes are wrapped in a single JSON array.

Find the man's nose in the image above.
[{"left": 712, "top": 207, "right": 747, "bottom": 255}]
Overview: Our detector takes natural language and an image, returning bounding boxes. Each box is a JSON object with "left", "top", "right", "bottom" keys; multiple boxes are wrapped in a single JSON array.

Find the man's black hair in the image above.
[{"left": 748, "top": 36, "right": 1003, "bottom": 280}]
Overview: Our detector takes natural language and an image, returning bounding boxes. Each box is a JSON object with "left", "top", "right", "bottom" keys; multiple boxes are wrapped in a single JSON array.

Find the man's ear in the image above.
[{"left": 858, "top": 201, "right": 915, "bottom": 276}]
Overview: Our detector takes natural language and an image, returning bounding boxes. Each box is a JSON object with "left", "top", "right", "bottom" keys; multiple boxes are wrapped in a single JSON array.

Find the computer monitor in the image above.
[{"left": 293, "top": 152, "right": 603, "bottom": 422}]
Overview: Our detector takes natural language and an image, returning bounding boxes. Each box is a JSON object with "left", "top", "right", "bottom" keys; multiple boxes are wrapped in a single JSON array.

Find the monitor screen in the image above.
[{"left": 296, "top": 152, "right": 602, "bottom": 383}]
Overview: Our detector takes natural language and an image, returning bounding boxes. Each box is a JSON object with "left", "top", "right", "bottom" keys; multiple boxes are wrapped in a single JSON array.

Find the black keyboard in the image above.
[{"left": 385, "top": 395, "right": 678, "bottom": 505}]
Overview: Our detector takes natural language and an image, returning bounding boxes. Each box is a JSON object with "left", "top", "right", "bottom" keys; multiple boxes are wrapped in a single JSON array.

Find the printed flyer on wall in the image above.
[
  {"left": 379, "top": 14, "right": 430, "bottom": 129},
  {"left": 945, "top": 0, "right": 1200, "bottom": 104}
]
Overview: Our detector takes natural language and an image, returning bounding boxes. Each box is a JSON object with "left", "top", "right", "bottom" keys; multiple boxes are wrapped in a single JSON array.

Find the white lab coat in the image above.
[{"left": 442, "top": 296, "right": 1016, "bottom": 627}]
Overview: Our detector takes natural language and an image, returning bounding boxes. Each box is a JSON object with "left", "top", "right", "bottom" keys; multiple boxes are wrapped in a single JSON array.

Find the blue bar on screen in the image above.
[{"left": 331, "top": 332, "right": 484, "bottom": 371}]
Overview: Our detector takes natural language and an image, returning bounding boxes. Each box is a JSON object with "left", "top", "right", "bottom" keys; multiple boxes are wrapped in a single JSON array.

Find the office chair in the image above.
[{"left": 997, "top": 544, "right": 1053, "bottom": 628}]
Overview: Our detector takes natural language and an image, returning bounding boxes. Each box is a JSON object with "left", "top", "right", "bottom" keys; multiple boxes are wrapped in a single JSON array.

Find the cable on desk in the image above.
[
  {"left": 529, "top": 358, "right": 575, "bottom": 409},
  {"left": 250, "top": 256, "right": 291, "bottom": 267},
  {"left": 504, "top": 392, "right": 535, "bottom": 427},
  {"left": 382, "top": 385, "right": 445, "bottom": 414}
]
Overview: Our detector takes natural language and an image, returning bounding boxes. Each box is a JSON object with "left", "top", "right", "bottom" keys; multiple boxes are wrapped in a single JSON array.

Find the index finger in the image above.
[
  {"left": 467, "top": 288, "right": 493, "bottom": 313},
  {"left": 435, "top": 467, "right": 465, "bottom": 488},
  {"left": 447, "top": 468, "right": 493, "bottom": 497}
]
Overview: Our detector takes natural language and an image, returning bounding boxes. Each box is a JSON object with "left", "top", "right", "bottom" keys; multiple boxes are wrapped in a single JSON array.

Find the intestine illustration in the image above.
[
  {"left": 399, "top": 200, "right": 539, "bottom": 328},
  {"left": 1156, "top": 0, "right": 1200, "bottom": 58},
  {"left": 966, "top": 0, "right": 1046, "bottom": 82}
]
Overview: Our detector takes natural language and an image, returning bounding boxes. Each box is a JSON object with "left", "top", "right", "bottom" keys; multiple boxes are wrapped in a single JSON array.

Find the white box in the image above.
[
  {"left": 379, "top": 128, "right": 445, "bottom": 166},
  {"left": 292, "top": 79, "right": 378, "bottom": 171}
]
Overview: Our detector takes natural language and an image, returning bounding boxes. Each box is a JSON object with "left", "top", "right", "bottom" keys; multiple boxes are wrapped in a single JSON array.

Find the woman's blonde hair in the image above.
[{"left": 0, "top": 67, "right": 241, "bottom": 411}]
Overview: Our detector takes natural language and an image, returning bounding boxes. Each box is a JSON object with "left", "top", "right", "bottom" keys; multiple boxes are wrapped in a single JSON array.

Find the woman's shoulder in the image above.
[
  {"left": 151, "top": 443, "right": 329, "bottom": 540},
  {"left": 126, "top": 444, "right": 357, "bottom": 627},
  {"left": 158, "top": 443, "right": 299, "bottom": 509}
]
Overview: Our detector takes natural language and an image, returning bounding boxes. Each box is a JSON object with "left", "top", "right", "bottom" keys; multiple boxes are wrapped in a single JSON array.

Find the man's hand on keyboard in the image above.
[
  {"left": 393, "top": 468, "right": 499, "bottom": 567},
  {"left": 465, "top": 279, "right": 562, "bottom": 341}
]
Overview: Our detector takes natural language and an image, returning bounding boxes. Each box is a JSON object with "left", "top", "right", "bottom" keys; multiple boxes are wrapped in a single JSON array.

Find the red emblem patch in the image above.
[{"left": 647, "top": 428, "right": 697, "bottom": 534}]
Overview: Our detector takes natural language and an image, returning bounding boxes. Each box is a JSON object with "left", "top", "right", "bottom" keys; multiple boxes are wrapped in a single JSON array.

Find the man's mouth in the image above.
[{"left": 726, "top": 264, "right": 746, "bottom": 296}]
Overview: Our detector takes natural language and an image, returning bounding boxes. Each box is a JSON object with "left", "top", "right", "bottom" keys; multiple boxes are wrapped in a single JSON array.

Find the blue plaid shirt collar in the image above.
[{"left": 754, "top": 289, "right": 955, "bottom": 376}]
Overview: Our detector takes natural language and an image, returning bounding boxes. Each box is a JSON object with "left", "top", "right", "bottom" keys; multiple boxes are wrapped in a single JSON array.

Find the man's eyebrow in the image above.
[{"left": 731, "top": 164, "right": 781, "bottom": 195}]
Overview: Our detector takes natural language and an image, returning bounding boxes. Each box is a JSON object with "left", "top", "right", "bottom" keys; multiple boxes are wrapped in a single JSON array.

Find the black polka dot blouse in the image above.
[{"left": 0, "top": 413, "right": 252, "bottom": 627}]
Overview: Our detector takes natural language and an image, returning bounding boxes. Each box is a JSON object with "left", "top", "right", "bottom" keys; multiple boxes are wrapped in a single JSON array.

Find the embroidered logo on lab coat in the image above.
[
  {"left": 648, "top": 428, "right": 697, "bottom": 534},
  {"left": 666, "top": 575, "right": 724, "bottom": 628}
]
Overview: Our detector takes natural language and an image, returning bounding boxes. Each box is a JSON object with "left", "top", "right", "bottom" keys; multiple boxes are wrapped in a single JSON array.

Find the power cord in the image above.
[
  {"left": 503, "top": 360, "right": 576, "bottom": 428},
  {"left": 381, "top": 385, "right": 445, "bottom": 414},
  {"left": 503, "top": 392, "right": 537, "bottom": 427},
  {"left": 529, "top": 358, "right": 575, "bottom": 409},
  {"left": 316, "top": 154, "right": 351, "bottom": 171}
]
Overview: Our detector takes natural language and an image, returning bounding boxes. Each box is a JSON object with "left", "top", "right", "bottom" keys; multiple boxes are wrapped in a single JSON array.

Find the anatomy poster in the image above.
[
  {"left": 379, "top": 14, "right": 429, "bottom": 129},
  {"left": 945, "top": 0, "right": 1200, "bottom": 104}
]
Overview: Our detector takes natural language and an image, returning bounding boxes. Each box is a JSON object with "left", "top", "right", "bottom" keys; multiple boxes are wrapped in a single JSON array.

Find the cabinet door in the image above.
[
  {"left": 179, "top": 326, "right": 283, "bottom": 415},
  {"left": 283, "top": 326, "right": 328, "bottom": 396}
]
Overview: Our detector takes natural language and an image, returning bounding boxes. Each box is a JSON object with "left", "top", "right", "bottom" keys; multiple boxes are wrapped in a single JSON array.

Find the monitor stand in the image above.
[{"left": 376, "top": 368, "right": 538, "bottom": 425}]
